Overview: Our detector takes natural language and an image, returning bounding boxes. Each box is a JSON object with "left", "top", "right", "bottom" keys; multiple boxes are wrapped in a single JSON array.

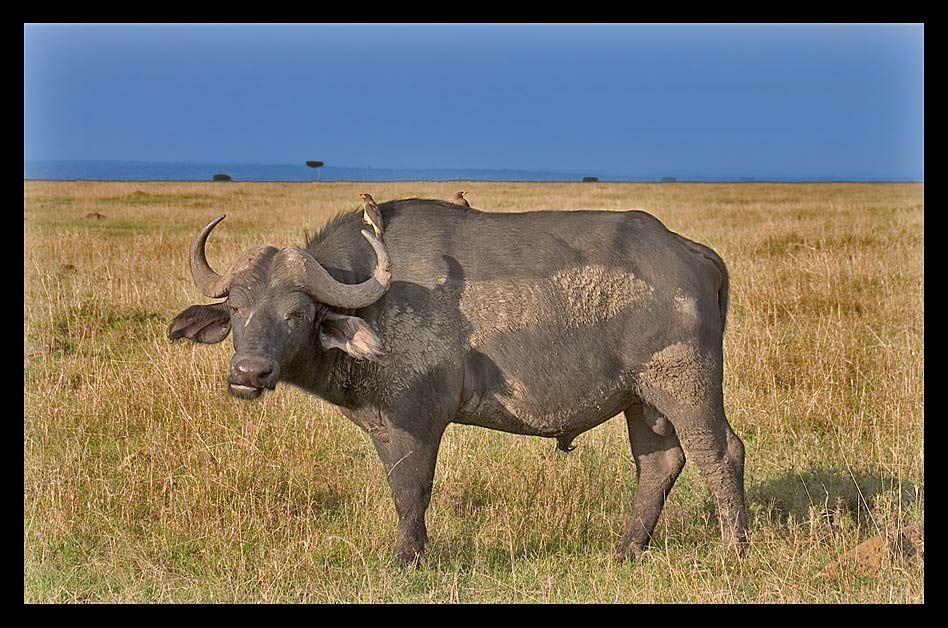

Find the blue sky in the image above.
[{"left": 23, "top": 23, "right": 924, "bottom": 180}]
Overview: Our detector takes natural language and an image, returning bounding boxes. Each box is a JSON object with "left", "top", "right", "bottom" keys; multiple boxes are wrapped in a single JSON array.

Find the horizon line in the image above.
[
  {"left": 23, "top": 177, "right": 925, "bottom": 184},
  {"left": 22, "top": 159, "right": 923, "bottom": 184}
]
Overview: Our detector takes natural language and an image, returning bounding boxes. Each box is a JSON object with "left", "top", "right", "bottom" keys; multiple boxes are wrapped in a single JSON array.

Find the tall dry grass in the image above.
[{"left": 24, "top": 180, "right": 923, "bottom": 602}]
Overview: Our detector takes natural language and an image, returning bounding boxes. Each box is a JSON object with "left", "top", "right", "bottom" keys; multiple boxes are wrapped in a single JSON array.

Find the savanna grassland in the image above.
[{"left": 24, "top": 180, "right": 923, "bottom": 603}]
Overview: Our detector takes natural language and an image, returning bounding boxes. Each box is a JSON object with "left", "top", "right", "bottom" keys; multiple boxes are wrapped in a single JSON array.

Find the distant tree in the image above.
[
  {"left": 212, "top": 173, "right": 232, "bottom": 182},
  {"left": 582, "top": 176, "right": 599, "bottom": 182},
  {"left": 306, "top": 160, "right": 325, "bottom": 181},
  {"left": 661, "top": 176, "right": 677, "bottom": 182}
]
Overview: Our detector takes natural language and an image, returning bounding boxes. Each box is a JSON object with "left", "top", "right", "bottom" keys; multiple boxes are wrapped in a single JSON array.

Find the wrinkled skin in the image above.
[{"left": 169, "top": 199, "right": 748, "bottom": 563}]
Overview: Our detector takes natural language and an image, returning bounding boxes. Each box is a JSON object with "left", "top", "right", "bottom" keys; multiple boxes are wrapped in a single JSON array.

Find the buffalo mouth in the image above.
[{"left": 227, "top": 382, "right": 266, "bottom": 400}]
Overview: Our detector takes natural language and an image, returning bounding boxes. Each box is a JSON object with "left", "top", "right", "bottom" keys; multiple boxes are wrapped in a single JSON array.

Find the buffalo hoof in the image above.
[
  {"left": 394, "top": 546, "right": 424, "bottom": 566},
  {"left": 614, "top": 542, "right": 648, "bottom": 562},
  {"left": 394, "top": 527, "right": 428, "bottom": 565},
  {"left": 726, "top": 537, "right": 750, "bottom": 557}
]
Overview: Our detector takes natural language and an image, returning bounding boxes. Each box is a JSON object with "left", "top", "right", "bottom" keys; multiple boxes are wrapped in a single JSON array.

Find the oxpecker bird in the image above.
[
  {"left": 360, "top": 193, "right": 384, "bottom": 240},
  {"left": 454, "top": 191, "right": 471, "bottom": 207}
]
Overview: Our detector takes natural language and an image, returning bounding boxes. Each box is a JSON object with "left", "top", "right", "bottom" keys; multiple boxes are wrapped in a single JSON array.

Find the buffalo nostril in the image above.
[
  {"left": 231, "top": 357, "right": 278, "bottom": 388},
  {"left": 235, "top": 361, "right": 270, "bottom": 377}
]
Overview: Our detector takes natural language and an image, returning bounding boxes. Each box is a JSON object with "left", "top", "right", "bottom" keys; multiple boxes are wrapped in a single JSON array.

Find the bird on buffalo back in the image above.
[
  {"left": 359, "top": 193, "right": 384, "bottom": 239},
  {"left": 454, "top": 191, "right": 471, "bottom": 207}
]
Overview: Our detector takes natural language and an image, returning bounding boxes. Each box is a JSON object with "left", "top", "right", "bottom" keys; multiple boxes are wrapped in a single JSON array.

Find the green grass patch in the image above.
[{"left": 102, "top": 191, "right": 217, "bottom": 207}]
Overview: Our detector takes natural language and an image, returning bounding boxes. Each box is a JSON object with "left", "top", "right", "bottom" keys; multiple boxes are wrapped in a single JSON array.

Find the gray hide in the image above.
[{"left": 169, "top": 198, "right": 748, "bottom": 563}]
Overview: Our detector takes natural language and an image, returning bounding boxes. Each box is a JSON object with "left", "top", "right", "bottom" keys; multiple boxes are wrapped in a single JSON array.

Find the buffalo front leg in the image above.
[
  {"left": 368, "top": 419, "right": 445, "bottom": 564},
  {"left": 616, "top": 400, "right": 686, "bottom": 560}
]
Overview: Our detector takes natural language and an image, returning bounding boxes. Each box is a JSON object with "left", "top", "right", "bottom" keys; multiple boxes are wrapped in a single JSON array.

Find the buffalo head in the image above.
[{"left": 168, "top": 215, "right": 391, "bottom": 399}]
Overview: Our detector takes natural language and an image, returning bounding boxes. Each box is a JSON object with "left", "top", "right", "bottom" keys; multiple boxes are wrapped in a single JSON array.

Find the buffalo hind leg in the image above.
[
  {"left": 369, "top": 420, "right": 445, "bottom": 564},
  {"left": 675, "top": 421, "right": 748, "bottom": 552},
  {"left": 636, "top": 341, "right": 749, "bottom": 554},
  {"left": 616, "top": 400, "right": 686, "bottom": 560},
  {"left": 654, "top": 397, "right": 748, "bottom": 554}
]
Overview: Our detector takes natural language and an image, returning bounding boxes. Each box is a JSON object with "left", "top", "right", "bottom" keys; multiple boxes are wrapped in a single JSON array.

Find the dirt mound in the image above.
[{"left": 819, "top": 523, "right": 924, "bottom": 578}]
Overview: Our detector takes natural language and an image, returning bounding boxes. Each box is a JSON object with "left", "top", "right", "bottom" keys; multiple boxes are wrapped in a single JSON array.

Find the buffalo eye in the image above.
[{"left": 284, "top": 308, "right": 307, "bottom": 322}]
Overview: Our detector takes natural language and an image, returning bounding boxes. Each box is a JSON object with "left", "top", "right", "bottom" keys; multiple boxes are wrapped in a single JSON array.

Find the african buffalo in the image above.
[{"left": 168, "top": 198, "right": 748, "bottom": 562}]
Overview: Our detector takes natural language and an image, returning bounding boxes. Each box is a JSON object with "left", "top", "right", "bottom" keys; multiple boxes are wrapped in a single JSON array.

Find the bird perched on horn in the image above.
[
  {"left": 454, "top": 191, "right": 471, "bottom": 207},
  {"left": 359, "top": 193, "right": 384, "bottom": 240}
]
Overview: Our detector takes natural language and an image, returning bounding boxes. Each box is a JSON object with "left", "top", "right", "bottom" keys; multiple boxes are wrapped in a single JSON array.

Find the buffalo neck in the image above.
[{"left": 281, "top": 327, "right": 359, "bottom": 409}]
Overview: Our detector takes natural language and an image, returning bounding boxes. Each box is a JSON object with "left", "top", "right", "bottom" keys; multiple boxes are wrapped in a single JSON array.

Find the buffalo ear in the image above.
[
  {"left": 168, "top": 303, "right": 232, "bottom": 344},
  {"left": 319, "top": 312, "right": 384, "bottom": 361}
]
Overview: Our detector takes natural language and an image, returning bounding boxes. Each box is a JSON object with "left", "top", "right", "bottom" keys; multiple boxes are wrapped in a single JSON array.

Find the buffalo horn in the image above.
[
  {"left": 293, "top": 229, "right": 392, "bottom": 309},
  {"left": 189, "top": 214, "right": 234, "bottom": 298}
]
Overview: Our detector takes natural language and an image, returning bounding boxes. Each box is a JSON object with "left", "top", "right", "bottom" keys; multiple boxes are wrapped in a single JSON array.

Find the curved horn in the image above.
[
  {"left": 292, "top": 229, "right": 393, "bottom": 309},
  {"left": 189, "top": 214, "right": 232, "bottom": 298}
]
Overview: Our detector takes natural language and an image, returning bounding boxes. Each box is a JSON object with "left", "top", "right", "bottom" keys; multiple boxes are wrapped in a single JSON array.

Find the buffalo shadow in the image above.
[{"left": 746, "top": 465, "right": 922, "bottom": 527}]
